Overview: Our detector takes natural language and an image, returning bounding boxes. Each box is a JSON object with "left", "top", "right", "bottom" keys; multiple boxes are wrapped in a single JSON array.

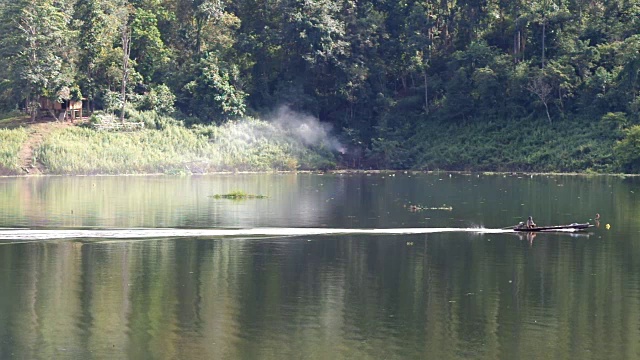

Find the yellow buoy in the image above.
[{"left": 606, "top": 224, "right": 611, "bottom": 230}]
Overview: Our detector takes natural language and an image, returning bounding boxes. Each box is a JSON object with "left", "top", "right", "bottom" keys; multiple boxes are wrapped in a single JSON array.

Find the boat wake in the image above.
[{"left": 0, "top": 227, "right": 517, "bottom": 241}]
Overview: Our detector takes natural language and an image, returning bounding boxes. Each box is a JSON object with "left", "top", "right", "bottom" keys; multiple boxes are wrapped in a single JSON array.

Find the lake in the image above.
[{"left": 0, "top": 173, "right": 637, "bottom": 359}]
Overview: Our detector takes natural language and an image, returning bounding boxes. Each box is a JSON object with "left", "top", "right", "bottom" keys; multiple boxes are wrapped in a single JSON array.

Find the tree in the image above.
[
  {"left": 405, "top": 2, "right": 436, "bottom": 114},
  {"left": 194, "top": 0, "right": 224, "bottom": 55},
  {"left": 74, "top": 0, "right": 122, "bottom": 112},
  {"left": 182, "top": 54, "right": 247, "bottom": 122},
  {"left": 617, "top": 35, "right": 640, "bottom": 98},
  {"left": 170, "top": 0, "right": 229, "bottom": 56},
  {"left": 119, "top": 5, "right": 133, "bottom": 122},
  {"left": 286, "top": 0, "right": 348, "bottom": 66},
  {"left": 527, "top": 72, "right": 553, "bottom": 123},
  {"left": 130, "top": 6, "right": 171, "bottom": 83},
  {"left": 0, "top": 0, "right": 77, "bottom": 120}
]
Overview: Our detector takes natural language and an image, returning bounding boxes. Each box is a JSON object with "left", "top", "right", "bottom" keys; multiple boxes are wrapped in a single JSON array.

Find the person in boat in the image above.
[{"left": 526, "top": 216, "right": 536, "bottom": 229}]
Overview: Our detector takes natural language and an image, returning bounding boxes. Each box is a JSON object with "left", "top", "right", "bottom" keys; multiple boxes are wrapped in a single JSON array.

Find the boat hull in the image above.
[{"left": 513, "top": 223, "right": 593, "bottom": 232}]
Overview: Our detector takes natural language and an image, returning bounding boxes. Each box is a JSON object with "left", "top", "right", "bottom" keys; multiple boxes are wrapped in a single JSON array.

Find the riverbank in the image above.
[
  {"left": 0, "top": 113, "right": 631, "bottom": 176},
  {"left": 0, "top": 115, "right": 337, "bottom": 176}
]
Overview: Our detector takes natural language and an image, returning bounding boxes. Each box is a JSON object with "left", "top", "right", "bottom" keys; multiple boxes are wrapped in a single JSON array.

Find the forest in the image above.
[{"left": 1, "top": 0, "right": 640, "bottom": 173}]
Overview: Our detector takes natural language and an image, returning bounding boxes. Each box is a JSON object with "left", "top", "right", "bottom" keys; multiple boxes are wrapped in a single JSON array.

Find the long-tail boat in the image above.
[{"left": 513, "top": 223, "right": 593, "bottom": 232}]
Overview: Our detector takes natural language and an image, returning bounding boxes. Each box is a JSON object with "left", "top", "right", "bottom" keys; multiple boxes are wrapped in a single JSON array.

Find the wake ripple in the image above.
[{"left": 0, "top": 227, "right": 514, "bottom": 241}]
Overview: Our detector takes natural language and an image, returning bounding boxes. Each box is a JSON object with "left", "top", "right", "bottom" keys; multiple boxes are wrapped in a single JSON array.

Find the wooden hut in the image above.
[{"left": 39, "top": 97, "right": 84, "bottom": 121}]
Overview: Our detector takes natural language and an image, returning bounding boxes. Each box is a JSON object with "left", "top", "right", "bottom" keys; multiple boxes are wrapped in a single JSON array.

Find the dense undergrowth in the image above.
[{"left": 411, "top": 116, "right": 621, "bottom": 173}]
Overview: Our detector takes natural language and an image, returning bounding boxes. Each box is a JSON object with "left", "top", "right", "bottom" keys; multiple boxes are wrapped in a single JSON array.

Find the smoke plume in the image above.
[{"left": 269, "top": 106, "right": 345, "bottom": 153}]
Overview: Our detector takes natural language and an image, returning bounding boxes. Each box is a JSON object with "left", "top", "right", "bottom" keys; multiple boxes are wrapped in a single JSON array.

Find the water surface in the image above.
[{"left": 0, "top": 173, "right": 637, "bottom": 359}]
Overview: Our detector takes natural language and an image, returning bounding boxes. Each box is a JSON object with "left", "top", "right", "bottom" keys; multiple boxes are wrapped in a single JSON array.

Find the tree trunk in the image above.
[
  {"left": 27, "top": 96, "right": 36, "bottom": 122},
  {"left": 195, "top": 17, "right": 202, "bottom": 55},
  {"left": 543, "top": 101, "right": 551, "bottom": 124},
  {"left": 48, "top": 109, "right": 58, "bottom": 121},
  {"left": 541, "top": 20, "right": 546, "bottom": 69},
  {"left": 521, "top": 31, "right": 526, "bottom": 62},
  {"left": 514, "top": 33, "right": 517, "bottom": 62},
  {"left": 557, "top": 87, "right": 564, "bottom": 113},
  {"left": 120, "top": 25, "right": 131, "bottom": 123},
  {"left": 423, "top": 69, "right": 429, "bottom": 114}
]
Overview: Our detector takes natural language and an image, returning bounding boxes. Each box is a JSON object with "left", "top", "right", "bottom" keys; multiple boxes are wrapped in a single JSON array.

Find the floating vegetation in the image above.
[
  {"left": 406, "top": 204, "right": 453, "bottom": 212},
  {"left": 210, "top": 190, "right": 268, "bottom": 199}
]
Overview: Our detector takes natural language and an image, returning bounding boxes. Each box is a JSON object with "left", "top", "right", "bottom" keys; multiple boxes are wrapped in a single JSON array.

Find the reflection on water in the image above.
[{"left": 0, "top": 173, "right": 639, "bottom": 359}]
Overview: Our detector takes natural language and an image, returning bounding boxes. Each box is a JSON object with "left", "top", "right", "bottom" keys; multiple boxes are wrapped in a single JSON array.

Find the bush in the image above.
[
  {"left": 601, "top": 112, "right": 628, "bottom": 131},
  {"left": 614, "top": 125, "right": 640, "bottom": 173},
  {"left": 138, "top": 84, "right": 176, "bottom": 115}
]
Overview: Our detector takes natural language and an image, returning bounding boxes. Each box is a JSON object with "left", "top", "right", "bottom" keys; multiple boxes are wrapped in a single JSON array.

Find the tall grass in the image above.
[
  {"left": 414, "top": 116, "right": 619, "bottom": 173},
  {"left": 0, "top": 128, "right": 28, "bottom": 174},
  {"left": 35, "top": 118, "right": 336, "bottom": 175}
]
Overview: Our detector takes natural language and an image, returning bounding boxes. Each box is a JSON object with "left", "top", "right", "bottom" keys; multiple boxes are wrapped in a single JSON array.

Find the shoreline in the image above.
[{"left": 0, "top": 169, "right": 634, "bottom": 178}]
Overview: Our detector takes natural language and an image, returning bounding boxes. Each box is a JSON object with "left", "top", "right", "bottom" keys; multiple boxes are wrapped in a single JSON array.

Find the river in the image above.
[{"left": 0, "top": 173, "right": 637, "bottom": 359}]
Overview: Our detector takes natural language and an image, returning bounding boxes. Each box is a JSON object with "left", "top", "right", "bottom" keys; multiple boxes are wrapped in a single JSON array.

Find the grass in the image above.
[
  {"left": 3, "top": 109, "right": 622, "bottom": 175},
  {"left": 0, "top": 128, "right": 28, "bottom": 174},
  {"left": 0, "top": 113, "right": 30, "bottom": 129},
  {"left": 33, "top": 118, "right": 337, "bottom": 175},
  {"left": 413, "top": 116, "right": 620, "bottom": 173}
]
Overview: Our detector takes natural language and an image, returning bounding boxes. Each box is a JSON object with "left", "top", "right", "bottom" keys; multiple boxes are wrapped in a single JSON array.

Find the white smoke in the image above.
[{"left": 269, "top": 106, "right": 345, "bottom": 153}]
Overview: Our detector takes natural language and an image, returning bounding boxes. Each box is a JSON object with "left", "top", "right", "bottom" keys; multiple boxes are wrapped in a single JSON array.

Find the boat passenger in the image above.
[{"left": 526, "top": 216, "right": 536, "bottom": 229}]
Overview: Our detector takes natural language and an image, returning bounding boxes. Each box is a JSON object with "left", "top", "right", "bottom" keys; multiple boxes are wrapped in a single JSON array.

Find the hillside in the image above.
[{"left": 0, "top": 1, "right": 638, "bottom": 173}]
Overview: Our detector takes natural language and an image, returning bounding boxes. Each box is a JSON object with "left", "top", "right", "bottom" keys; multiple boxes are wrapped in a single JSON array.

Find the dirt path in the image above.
[{"left": 17, "top": 121, "right": 74, "bottom": 174}]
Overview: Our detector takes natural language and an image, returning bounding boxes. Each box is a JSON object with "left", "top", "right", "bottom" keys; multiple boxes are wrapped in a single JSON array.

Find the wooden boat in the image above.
[{"left": 513, "top": 223, "right": 593, "bottom": 232}]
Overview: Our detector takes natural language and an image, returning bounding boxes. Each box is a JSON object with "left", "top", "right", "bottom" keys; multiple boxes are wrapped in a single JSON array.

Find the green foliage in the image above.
[
  {"left": 0, "top": 0, "right": 76, "bottom": 118},
  {"left": 138, "top": 84, "right": 176, "bottom": 115},
  {"left": 74, "top": 0, "right": 122, "bottom": 103},
  {"left": 414, "top": 116, "right": 618, "bottom": 173},
  {"left": 125, "top": 109, "right": 181, "bottom": 130},
  {"left": 130, "top": 7, "right": 171, "bottom": 82},
  {"left": 614, "top": 125, "right": 640, "bottom": 173},
  {"left": 103, "top": 91, "right": 123, "bottom": 114},
  {"left": 601, "top": 112, "right": 628, "bottom": 132},
  {"left": 182, "top": 54, "right": 247, "bottom": 122},
  {"left": 287, "top": 0, "right": 348, "bottom": 66}
]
